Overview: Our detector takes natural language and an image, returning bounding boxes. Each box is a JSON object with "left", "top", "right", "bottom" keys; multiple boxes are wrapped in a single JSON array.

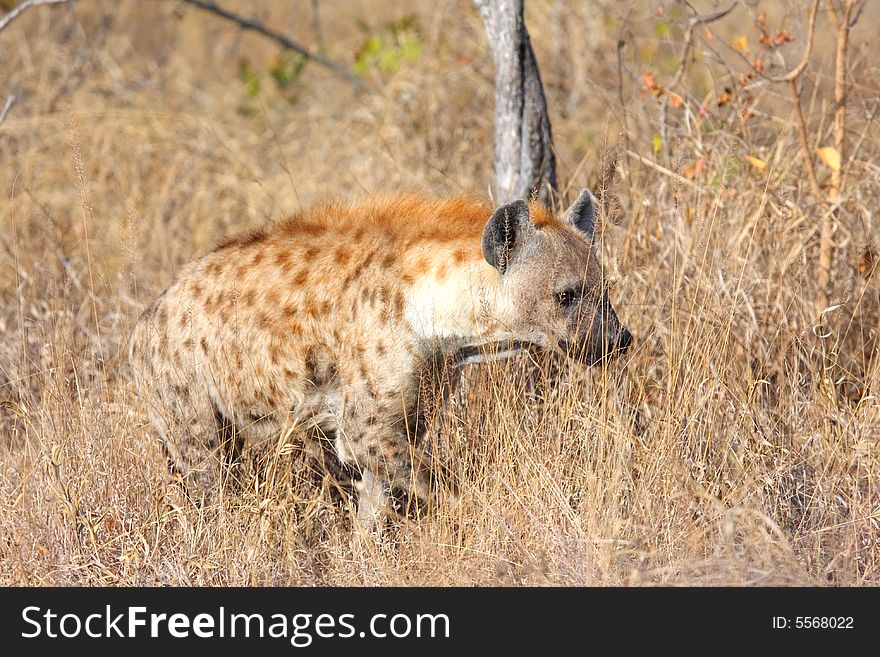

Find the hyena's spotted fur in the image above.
[{"left": 129, "top": 189, "right": 631, "bottom": 526}]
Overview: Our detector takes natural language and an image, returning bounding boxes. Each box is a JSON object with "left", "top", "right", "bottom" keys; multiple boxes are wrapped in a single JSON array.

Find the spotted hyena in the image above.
[{"left": 129, "top": 189, "right": 631, "bottom": 525}]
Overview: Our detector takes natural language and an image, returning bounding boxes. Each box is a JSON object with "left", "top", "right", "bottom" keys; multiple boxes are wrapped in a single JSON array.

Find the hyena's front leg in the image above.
[
  {"left": 353, "top": 469, "right": 390, "bottom": 529},
  {"left": 336, "top": 397, "right": 437, "bottom": 531}
]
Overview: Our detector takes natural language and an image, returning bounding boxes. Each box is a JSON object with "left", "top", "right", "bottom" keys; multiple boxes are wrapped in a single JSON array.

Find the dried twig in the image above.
[
  {"left": 788, "top": 79, "right": 823, "bottom": 201},
  {"left": 826, "top": 0, "right": 858, "bottom": 204},
  {"left": 0, "top": 93, "right": 16, "bottom": 126},
  {"left": 0, "top": 0, "right": 71, "bottom": 34},
  {"left": 176, "top": 0, "right": 366, "bottom": 91},
  {"left": 625, "top": 149, "right": 708, "bottom": 195}
]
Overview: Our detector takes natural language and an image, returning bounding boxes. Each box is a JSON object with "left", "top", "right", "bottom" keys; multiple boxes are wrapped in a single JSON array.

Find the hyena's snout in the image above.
[
  {"left": 595, "top": 299, "right": 632, "bottom": 363},
  {"left": 609, "top": 324, "right": 633, "bottom": 356},
  {"left": 564, "top": 300, "right": 632, "bottom": 365}
]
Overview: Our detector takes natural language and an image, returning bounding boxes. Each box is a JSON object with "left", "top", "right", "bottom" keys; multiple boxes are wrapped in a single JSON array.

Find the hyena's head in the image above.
[{"left": 482, "top": 188, "right": 631, "bottom": 365}]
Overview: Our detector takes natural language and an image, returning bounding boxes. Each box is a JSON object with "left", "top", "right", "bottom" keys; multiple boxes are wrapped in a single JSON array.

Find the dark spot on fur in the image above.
[
  {"left": 274, "top": 250, "right": 293, "bottom": 273},
  {"left": 256, "top": 313, "right": 273, "bottom": 330},
  {"left": 206, "top": 293, "right": 222, "bottom": 313},
  {"left": 412, "top": 257, "right": 429, "bottom": 276},
  {"left": 269, "top": 342, "right": 283, "bottom": 364},
  {"left": 305, "top": 348, "right": 319, "bottom": 383},
  {"left": 219, "top": 228, "right": 269, "bottom": 251},
  {"left": 297, "top": 223, "right": 323, "bottom": 237},
  {"left": 334, "top": 246, "right": 352, "bottom": 266},
  {"left": 200, "top": 336, "right": 209, "bottom": 352}
]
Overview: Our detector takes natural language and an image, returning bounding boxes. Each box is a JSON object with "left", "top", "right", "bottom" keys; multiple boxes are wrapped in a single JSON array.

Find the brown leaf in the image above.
[
  {"left": 746, "top": 155, "right": 767, "bottom": 171},
  {"left": 816, "top": 146, "right": 841, "bottom": 172}
]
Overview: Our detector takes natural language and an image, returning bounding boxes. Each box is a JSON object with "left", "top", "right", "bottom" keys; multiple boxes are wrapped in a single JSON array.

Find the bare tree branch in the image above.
[
  {"left": 658, "top": 2, "right": 737, "bottom": 159},
  {"left": 0, "top": 0, "right": 366, "bottom": 91},
  {"left": 758, "top": 0, "right": 821, "bottom": 83},
  {"left": 0, "top": 0, "right": 71, "bottom": 34},
  {"left": 728, "top": 0, "right": 823, "bottom": 202},
  {"left": 176, "top": 0, "right": 367, "bottom": 91},
  {"left": 818, "top": 0, "right": 860, "bottom": 308}
]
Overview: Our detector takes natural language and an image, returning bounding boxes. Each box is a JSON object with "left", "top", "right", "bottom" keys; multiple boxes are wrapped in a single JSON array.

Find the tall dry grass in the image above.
[{"left": 0, "top": 0, "right": 878, "bottom": 585}]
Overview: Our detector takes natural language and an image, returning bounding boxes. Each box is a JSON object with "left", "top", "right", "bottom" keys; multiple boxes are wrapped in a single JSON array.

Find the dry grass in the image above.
[{"left": 1, "top": 0, "right": 878, "bottom": 586}]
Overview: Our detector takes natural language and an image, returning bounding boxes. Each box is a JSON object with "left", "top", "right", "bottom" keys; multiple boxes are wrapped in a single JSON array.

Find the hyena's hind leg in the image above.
[
  {"left": 145, "top": 371, "right": 241, "bottom": 502},
  {"left": 129, "top": 303, "right": 240, "bottom": 501}
]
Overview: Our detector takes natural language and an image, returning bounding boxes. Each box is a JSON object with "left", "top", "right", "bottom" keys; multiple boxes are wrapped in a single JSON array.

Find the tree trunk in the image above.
[{"left": 474, "top": 0, "right": 557, "bottom": 205}]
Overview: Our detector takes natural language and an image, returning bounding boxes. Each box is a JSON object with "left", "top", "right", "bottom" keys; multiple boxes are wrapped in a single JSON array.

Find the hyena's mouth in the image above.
[{"left": 558, "top": 335, "right": 631, "bottom": 366}]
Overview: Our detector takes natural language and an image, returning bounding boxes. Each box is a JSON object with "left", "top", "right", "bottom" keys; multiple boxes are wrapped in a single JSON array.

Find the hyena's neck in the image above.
[{"left": 402, "top": 246, "right": 518, "bottom": 348}]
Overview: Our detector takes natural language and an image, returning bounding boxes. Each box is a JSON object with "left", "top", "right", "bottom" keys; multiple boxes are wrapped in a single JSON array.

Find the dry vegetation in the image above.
[{"left": 1, "top": 0, "right": 879, "bottom": 586}]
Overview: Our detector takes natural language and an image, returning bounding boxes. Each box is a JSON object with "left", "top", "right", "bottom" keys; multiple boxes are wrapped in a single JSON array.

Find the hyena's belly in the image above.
[{"left": 212, "top": 361, "right": 342, "bottom": 447}]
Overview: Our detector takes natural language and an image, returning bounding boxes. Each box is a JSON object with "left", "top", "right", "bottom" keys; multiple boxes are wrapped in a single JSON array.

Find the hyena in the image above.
[{"left": 129, "top": 189, "right": 631, "bottom": 526}]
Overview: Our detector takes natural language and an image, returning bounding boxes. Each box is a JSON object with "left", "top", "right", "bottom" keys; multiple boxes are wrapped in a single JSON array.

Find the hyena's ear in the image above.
[
  {"left": 482, "top": 199, "right": 533, "bottom": 274},
  {"left": 563, "top": 188, "right": 598, "bottom": 240}
]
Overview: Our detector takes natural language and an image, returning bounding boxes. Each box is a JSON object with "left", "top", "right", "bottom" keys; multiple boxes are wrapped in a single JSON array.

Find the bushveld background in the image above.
[{"left": 0, "top": 0, "right": 878, "bottom": 585}]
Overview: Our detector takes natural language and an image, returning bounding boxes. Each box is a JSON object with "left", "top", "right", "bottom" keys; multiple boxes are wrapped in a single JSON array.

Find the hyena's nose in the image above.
[{"left": 613, "top": 327, "right": 632, "bottom": 354}]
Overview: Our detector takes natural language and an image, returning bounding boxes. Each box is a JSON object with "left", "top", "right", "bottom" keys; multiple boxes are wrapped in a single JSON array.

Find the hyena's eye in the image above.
[{"left": 556, "top": 288, "right": 579, "bottom": 308}]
